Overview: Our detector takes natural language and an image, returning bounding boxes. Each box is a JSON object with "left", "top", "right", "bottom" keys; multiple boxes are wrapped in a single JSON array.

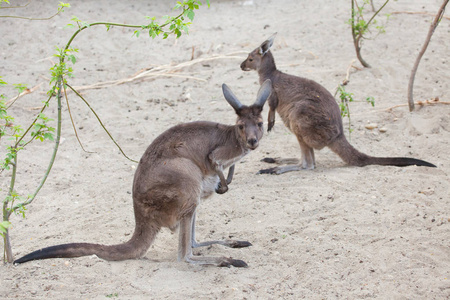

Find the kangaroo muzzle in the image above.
[{"left": 247, "top": 137, "right": 259, "bottom": 149}]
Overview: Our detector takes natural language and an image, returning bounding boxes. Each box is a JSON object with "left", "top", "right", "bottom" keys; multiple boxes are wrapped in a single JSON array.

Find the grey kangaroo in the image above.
[
  {"left": 14, "top": 80, "right": 272, "bottom": 268},
  {"left": 241, "top": 33, "right": 436, "bottom": 174}
]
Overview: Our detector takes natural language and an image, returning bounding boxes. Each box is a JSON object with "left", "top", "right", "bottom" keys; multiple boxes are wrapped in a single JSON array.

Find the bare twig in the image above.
[
  {"left": 62, "top": 80, "right": 93, "bottom": 154},
  {"left": 386, "top": 98, "right": 449, "bottom": 111},
  {"left": 407, "top": 0, "right": 449, "bottom": 111},
  {"left": 0, "top": 0, "right": 31, "bottom": 9},
  {"left": 391, "top": 11, "right": 450, "bottom": 21},
  {"left": 0, "top": 2, "right": 64, "bottom": 21},
  {"left": 6, "top": 83, "right": 43, "bottom": 107},
  {"left": 343, "top": 59, "right": 358, "bottom": 85},
  {"left": 71, "top": 53, "right": 245, "bottom": 92}
]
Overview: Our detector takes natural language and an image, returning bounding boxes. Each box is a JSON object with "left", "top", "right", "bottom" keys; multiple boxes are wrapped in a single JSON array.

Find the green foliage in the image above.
[
  {"left": 336, "top": 84, "right": 375, "bottom": 138},
  {"left": 350, "top": 0, "right": 390, "bottom": 39},
  {"left": 0, "top": 221, "right": 11, "bottom": 238},
  {"left": 0, "top": 0, "right": 10, "bottom": 7},
  {"left": 133, "top": 0, "right": 209, "bottom": 39},
  {"left": 349, "top": 0, "right": 390, "bottom": 67},
  {"left": 106, "top": 293, "right": 119, "bottom": 298}
]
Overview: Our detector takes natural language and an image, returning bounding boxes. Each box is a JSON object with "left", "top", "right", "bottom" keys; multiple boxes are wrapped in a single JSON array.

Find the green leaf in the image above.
[
  {"left": 132, "top": 30, "right": 141, "bottom": 38},
  {"left": 0, "top": 221, "right": 11, "bottom": 237},
  {"left": 186, "top": 10, "right": 195, "bottom": 21}
]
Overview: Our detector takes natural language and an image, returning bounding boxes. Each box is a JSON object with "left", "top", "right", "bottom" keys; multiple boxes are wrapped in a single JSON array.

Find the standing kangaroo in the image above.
[
  {"left": 241, "top": 34, "right": 436, "bottom": 174},
  {"left": 14, "top": 80, "right": 272, "bottom": 268}
]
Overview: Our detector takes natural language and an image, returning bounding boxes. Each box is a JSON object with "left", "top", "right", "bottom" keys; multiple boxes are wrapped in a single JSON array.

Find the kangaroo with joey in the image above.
[
  {"left": 240, "top": 33, "right": 436, "bottom": 174},
  {"left": 14, "top": 80, "right": 272, "bottom": 268}
]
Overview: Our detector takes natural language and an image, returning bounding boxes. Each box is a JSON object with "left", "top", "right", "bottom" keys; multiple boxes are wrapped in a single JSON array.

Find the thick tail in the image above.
[
  {"left": 14, "top": 223, "right": 160, "bottom": 264},
  {"left": 328, "top": 135, "right": 436, "bottom": 168}
]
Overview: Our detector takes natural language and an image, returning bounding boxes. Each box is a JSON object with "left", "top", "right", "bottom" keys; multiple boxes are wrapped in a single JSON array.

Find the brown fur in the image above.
[
  {"left": 14, "top": 81, "right": 272, "bottom": 268},
  {"left": 241, "top": 34, "right": 436, "bottom": 174}
]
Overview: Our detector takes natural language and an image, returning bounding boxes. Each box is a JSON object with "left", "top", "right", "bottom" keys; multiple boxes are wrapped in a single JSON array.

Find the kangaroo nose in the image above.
[
  {"left": 240, "top": 61, "right": 246, "bottom": 70},
  {"left": 248, "top": 138, "right": 258, "bottom": 148}
]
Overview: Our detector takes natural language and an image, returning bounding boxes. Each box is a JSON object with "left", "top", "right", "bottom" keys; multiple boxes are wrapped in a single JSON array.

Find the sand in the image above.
[{"left": 1, "top": 0, "right": 449, "bottom": 299}]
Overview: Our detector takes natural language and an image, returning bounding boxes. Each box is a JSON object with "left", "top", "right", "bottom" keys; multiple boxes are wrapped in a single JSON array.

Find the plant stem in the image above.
[
  {"left": 3, "top": 147, "right": 18, "bottom": 263},
  {"left": 63, "top": 9, "right": 185, "bottom": 52},
  {"left": 13, "top": 94, "right": 52, "bottom": 148},
  {"left": 366, "top": 0, "right": 390, "bottom": 26},
  {"left": 351, "top": 0, "right": 389, "bottom": 68},
  {"left": 62, "top": 82, "right": 92, "bottom": 153},
  {"left": 407, "top": 0, "right": 448, "bottom": 111},
  {"left": 11, "top": 78, "right": 62, "bottom": 211},
  {"left": 351, "top": 0, "right": 371, "bottom": 68},
  {"left": 0, "top": 5, "right": 63, "bottom": 20},
  {"left": 0, "top": 0, "right": 31, "bottom": 9}
]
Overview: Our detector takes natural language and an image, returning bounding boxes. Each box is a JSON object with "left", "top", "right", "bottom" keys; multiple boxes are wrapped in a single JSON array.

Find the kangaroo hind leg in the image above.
[
  {"left": 258, "top": 138, "right": 314, "bottom": 174},
  {"left": 178, "top": 211, "right": 248, "bottom": 268},
  {"left": 191, "top": 212, "right": 251, "bottom": 249}
]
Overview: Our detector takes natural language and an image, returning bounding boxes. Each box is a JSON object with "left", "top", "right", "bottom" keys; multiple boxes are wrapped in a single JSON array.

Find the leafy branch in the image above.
[
  {"left": 0, "top": 1, "right": 69, "bottom": 20},
  {"left": 349, "top": 0, "right": 390, "bottom": 67}
]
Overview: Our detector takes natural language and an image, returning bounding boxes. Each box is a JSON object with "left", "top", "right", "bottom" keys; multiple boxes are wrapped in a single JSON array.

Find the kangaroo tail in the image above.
[
  {"left": 328, "top": 135, "right": 436, "bottom": 168},
  {"left": 14, "top": 223, "right": 160, "bottom": 264}
]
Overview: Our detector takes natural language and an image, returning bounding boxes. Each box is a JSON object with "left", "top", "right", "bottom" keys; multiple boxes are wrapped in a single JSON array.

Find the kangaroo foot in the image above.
[
  {"left": 192, "top": 239, "right": 252, "bottom": 248},
  {"left": 219, "top": 257, "right": 248, "bottom": 268},
  {"left": 261, "top": 157, "right": 300, "bottom": 164},
  {"left": 257, "top": 164, "right": 302, "bottom": 175},
  {"left": 226, "top": 240, "right": 252, "bottom": 248}
]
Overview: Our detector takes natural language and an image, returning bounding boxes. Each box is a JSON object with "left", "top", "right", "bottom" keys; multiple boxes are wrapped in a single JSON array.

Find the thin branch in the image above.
[
  {"left": 386, "top": 98, "right": 449, "bottom": 111},
  {"left": 13, "top": 94, "right": 52, "bottom": 148},
  {"left": 0, "top": 4, "right": 64, "bottom": 20},
  {"left": 366, "top": 0, "right": 390, "bottom": 26},
  {"left": 0, "top": 0, "right": 31, "bottom": 9},
  {"left": 391, "top": 11, "right": 450, "bottom": 21},
  {"left": 351, "top": 0, "right": 371, "bottom": 68},
  {"left": 407, "top": 0, "right": 449, "bottom": 111},
  {"left": 62, "top": 80, "right": 93, "bottom": 154},
  {"left": 70, "top": 53, "right": 243, "bottom": 92},
  {"left": 12, "top": 78, "right": 62, "bottom": 211},
  {"left": 62, "top": 7, "right": 187, "bottom": 52},
  {"left": 6, "top": 83, "right": 42, "bottom": 107},
  {"left": 66, "top": 83, "right": 138, "bottom": 163}
]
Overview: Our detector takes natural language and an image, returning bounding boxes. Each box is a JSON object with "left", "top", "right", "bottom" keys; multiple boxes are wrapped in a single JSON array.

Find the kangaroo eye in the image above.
[
  {"left": 238, "top": 124, "right": 244, "bottom": 130},
  {"left": 249, "top": 58, "right": 253, "bottom": 62},
  {"left": 258, "top": 122, "right": 263, "bottom": 128}
]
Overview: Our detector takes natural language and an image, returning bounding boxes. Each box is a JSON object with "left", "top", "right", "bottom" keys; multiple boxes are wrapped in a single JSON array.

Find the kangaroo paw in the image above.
[
  {"left": 219, "top": 258, "right": 248, "bottom": 268},
  {"left": 257, "top": 167, "right": 279, "bottom": 175},
  {"left": 215, "top": 184, "right": 228, "bottom": 194},
  {"left": 228, "top": 240, "right": 252, "bottom": 248},
  {"left": 261, "top": 157, "right": 277, "bottom": 163}
]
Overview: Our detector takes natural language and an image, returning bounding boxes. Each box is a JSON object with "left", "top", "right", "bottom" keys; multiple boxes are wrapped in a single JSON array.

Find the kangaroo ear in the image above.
[
  {"left": 259, "top": 32, "right": 277, "bottom": 56},
  {"left": 254, "top": 79, "right": 272, "bottom": 108},
  {"left": 222, "top": 83, "right": 243, "bottom": 112}
]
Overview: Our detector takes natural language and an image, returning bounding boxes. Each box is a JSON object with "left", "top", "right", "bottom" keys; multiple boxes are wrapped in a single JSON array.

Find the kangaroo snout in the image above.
[
  {"left": 247, "top": 137, "right": 259, "bottom": 149},
  {"left": 240, "top": 61, "right": 250, "bottom": 71}
]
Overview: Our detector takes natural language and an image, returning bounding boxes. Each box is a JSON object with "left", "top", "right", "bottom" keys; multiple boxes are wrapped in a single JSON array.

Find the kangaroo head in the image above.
[
  {"left": 241, "top": 33, "right": 277, "bottom": 72},
  {"left": 222, "top": 79, "right": 272, "bottom": 150}
]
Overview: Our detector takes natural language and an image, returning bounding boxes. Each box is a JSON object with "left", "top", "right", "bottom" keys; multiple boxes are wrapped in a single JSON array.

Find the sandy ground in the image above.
[{"left": 1, "top": 0, "right": 449, "bottom": 299}]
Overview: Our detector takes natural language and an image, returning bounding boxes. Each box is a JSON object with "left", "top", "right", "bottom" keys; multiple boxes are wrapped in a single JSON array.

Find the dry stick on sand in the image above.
[
  {"left": 407, "top": 0, "right": 449, "bottom": 111},
  {"left": 6, "top": 83, "right": 43, "bottom": 107},
  {"left": 71, "top": 52, "right": 247, "bottom": 92},
  {"left": 386, "top": 98, "right": 450, "bottom": 112},
  {"left": 391, "top": 11, "right": 450, "bottom": 21}
]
